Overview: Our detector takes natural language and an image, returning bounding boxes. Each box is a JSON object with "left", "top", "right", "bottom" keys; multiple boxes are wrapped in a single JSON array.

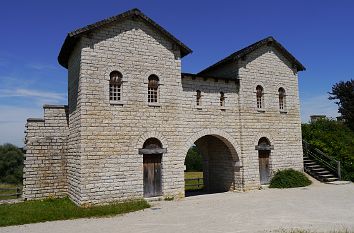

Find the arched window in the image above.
[
  {"left": 278, "top": 87, "right": 286, "bottom": 110},
  {"left": 220, "top": 92, "right": 225, "bottom": 107},
  {"left": 256, "top": 85, "right": 264, "bottom": 109},
  {"left": 109, "top": 71, "right": 123, "bottom": 101},
  {"left": 196, "top": 90, "right": 201, "bottom": 106},
  {"left": 148, "top": 75, "right": 159, "bottom": 103}
]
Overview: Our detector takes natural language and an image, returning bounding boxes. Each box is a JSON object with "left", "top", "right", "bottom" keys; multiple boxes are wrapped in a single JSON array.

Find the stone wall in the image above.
[
  {"left": 202, "top": 45, "right": 304, "bottom": 190},
  {"left": 23, "top": 105, "right": 69, "bottom": 199}
]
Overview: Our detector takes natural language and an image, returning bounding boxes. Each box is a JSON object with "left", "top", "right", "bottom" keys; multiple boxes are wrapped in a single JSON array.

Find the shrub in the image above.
[{"left": 269, "top": 169, "right": 312, "bottom": 189}]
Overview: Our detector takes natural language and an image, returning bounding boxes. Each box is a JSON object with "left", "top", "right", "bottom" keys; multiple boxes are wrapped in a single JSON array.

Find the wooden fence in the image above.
[
  {"left": 185, "top": 178, "right": 204, "bottom": 190},
  {"left": 0, "top": 187, "right": 22, "bottom": 199}
]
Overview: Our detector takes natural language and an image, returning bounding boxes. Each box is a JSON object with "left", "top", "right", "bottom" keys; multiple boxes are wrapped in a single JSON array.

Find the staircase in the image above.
[{"left": 303, "top": 140, "right": 341, "bottom": 183}]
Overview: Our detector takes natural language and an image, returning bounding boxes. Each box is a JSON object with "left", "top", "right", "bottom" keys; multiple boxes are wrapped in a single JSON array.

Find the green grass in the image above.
[
  {"left": 269, "top": 169, "right": 312, "bottom": 189},
  {"left": 0, "top": 184, "right": 21, "bottom": 200},
  {"left": 185, "top": 171, "right": 203, "bottom": 179},
  {"left": 0, "top": 197, "right": 150, "bottom": 227},
  {"left": 185, "top": 171, "right": 204, "bottom": 191}
]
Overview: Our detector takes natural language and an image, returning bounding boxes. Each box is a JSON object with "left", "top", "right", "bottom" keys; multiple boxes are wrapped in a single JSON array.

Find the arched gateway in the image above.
[{"left": 184, "top": 130, "right": 243, "bottom": 193}]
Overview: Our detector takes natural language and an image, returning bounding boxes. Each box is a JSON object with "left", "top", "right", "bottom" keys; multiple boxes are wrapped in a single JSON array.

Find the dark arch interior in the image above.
[{"left": 185, "top": 135, "right": 235, "bottom": 196}]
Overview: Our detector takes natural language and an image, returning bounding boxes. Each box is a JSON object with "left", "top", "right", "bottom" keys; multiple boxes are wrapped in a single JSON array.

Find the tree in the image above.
[
  {"left": 329, "top": 79, "right": 354, "bottom": 130},
  {"left": 0, "top": 144, "right": 24, "bottom": 184},
  {"left": 184, "top": 146, "right": 203, "bottom": 172}
]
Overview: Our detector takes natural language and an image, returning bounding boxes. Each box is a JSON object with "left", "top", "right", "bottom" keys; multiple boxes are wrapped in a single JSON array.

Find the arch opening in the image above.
[{"left": 184, "top": 134, "right": 241, "bottom": 196}]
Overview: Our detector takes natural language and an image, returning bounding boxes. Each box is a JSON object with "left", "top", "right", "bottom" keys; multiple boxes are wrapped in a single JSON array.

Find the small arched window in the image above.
[
  {"left": 278, "top": 87, "right": 286, "bottom": 110},
  {"left": 220, "top": 92, "right": 225, "bottom": 107},
  {"left": 148, "top": 75, "right": 159, "bottom": 103},
  {"left": 109, "top": 71, "right": 123, "bottom": 102},
  {"left": 256, "top": 85, "right": 264, "bottom": 109},
  {"left": 196, "top": 90, "right": 201, "bottom": 106}
]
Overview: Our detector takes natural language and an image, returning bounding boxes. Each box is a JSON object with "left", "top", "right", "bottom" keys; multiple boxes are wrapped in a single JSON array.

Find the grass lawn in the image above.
[
  {"left": 0, "top": 197, "right": 150, "bottom": 227},
  {"left": 0, "top": 184, "right": 21, "bottom": 200},
  {"left": 185, "top": 171, "right": 203, "bottom": 191}
]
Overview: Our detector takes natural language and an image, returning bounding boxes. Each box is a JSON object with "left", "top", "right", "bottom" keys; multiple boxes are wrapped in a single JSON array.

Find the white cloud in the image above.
[
  {"left": 300, "top": 94, "right": 339, "bottom": 123},
  {"left": 0, "top": 106, "right": 43, "bottom": 147},
  {"left": 26, "top": 63, "right": 57, "bottom": 71},
  {"left": 0, "top": 88, "right": 66, "bottom": 102}
]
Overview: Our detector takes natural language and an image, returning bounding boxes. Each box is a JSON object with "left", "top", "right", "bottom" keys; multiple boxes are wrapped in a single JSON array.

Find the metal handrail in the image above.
[{"left": 303, "top": 140, "right": 341, "bottom": 180}]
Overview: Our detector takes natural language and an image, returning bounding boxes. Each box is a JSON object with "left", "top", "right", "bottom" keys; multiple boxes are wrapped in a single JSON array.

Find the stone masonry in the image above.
[{"left": 24, "top": 8, "right": 305, "bottom": 205}]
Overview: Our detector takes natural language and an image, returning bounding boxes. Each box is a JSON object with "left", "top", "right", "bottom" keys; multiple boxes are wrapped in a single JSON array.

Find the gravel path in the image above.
[{"left": 1, "top": 182, "right": 353, "bottom": 233}]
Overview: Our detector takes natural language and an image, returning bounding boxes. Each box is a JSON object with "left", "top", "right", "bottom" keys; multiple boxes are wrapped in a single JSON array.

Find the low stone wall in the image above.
[{"left": 23, "top": 105, "right": 69, "bottom": 200}]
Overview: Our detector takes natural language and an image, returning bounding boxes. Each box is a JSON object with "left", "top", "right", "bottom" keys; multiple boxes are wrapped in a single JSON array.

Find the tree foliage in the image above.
[
  {"left": 302, "top": 119, "right": 354, "bottom": 181},
  {"left": 329, "top": 79, "right": 354, "bottom": 130},
  {"left": 185, "top": 146, "right": 203, "bottom": 172},
  {"left": 0, "top": 144, "right": 24, "bottom": 184}
]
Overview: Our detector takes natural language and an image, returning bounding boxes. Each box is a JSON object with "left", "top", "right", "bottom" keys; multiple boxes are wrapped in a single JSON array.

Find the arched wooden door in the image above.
[
  {"left": 258, "top": 150, "right": 270, "bottom": 185},
  {"left": 256, "top": 137, "right": 272, "bottom": 185},
  {"left": 139, "top": 138, "right": 166, "bottom": 197}
]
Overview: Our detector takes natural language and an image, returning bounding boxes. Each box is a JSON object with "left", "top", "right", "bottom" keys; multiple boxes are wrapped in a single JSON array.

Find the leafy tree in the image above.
[
  {"left": 185, "top": 146, "right": 203, "bottom": 172},
  {"left": 302, "top": 119, "right": 354, "bottom": 181},
  {"left": 329, "top": 79, "right": 354, "bottom": 130},
  {"left": 0, "top": 144, "right": 24, "bottom": 184}
]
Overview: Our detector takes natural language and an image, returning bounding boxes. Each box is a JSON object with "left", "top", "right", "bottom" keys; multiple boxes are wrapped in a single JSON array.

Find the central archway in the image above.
[{"left": 183, "top": 130, "right": 242, "bottom": 196}]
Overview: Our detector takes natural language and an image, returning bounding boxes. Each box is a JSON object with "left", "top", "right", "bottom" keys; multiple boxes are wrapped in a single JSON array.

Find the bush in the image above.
[
  {"left": 269, "top": 169, "right": 312, "bottom": 189},
  {"left": 0, "top": 144, "right": 24, "bottom": 184}
]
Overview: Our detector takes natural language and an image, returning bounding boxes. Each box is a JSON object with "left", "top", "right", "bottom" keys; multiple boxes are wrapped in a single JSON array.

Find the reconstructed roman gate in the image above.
[{"left": 24, "top": 8, "right": 305, "bottom": 205}]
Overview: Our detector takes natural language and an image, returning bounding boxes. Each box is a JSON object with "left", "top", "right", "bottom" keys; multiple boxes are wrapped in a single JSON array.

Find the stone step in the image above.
[
  {"left": 316, "top": 170, "right": 331, "bottom": 175},
  {"left": 304, "top": 162, "right": 317, "bottom": 165},
  {"left": 326, "top": 177, "right": 339, "bottom": 182},
  {"left": 306, "top": 164, "right": 322, "bottom": 168},
  {"left": 310, "top": 167, "right": 327, "bottom": 172},
  {"left": 319, "top": 174, "right": 336, "bottom": 178}
]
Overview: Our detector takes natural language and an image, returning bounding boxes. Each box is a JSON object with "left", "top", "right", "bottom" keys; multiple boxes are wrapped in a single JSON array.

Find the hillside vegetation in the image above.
[{"left": 302, "top": 119, "right": 354, "bottom": 181}]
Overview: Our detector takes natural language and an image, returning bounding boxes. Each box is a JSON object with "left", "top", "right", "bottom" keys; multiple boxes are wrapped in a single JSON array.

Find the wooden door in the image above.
[
  {"left": 259, "top": 151, "right": 270, "bottom": 185},
  {"left": 143, "top": 154, "right": 162, "bottom": 197}
]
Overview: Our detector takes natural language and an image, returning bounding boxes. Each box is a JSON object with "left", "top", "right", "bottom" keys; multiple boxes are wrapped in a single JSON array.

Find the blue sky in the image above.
[{"left": 0, "top": 0, "right": 353, "bottom": 146}]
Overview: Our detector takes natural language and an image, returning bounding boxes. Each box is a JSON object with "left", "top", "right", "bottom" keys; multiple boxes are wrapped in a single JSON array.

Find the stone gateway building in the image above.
[{"left": 24, "top": 8, "right": 306, "bottom": 205}]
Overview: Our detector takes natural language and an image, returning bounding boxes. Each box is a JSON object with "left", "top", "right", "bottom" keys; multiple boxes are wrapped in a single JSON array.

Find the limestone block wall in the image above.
[
  {"left": 238, "top": 46, "right": 303, "bottom": 190},
  {"left": 201, "top": 45, "right": 303, "bottom": 190},
  {"left": 70, "top": 18, "right": 186, "bottom": 204},
  {"left": 24, "top": 105, "right": 69, "bottom": 199},
  {"left": 67, "top": 41, "right": 83, "bottom": 204}
]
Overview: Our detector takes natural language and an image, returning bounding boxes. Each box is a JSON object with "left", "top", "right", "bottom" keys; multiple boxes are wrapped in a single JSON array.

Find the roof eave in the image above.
[
  {"left": 198, "top": 37, "right": 306, "bottom": 75},
  {"left": 58, "top": 8, "right": 192, "bottom": 69}
]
